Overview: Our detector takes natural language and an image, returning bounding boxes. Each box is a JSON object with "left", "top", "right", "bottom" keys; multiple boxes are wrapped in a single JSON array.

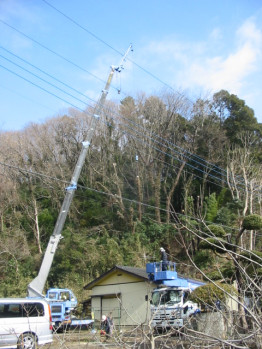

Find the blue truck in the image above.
[
  {"left": 46, "top": 288, "right": 76, "bottom": 329},
  {"left": 46, "top": 288, "right": 93, "bottom": 330},
  {"left": 146, "top": 261, "right": 205, "bottom": 330}
]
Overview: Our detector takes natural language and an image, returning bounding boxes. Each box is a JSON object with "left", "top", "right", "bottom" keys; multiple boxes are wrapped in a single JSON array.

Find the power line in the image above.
[
  {"left": 0, "top": 16, "right": 256, "bottom": 191},
  {"left": 42, "top": 0, "right": 123, "bottom": 57},
  {"left": 0, "top": 60, "right": 255, "bottom": 196},
  {"left": 0, "top": 47, "right": 93, "bottom": 103},
  {"left": 0, "top": 18, "right": 120, "bottom": 94},
  {"left": 1, "top": 55, "right": 258, "bottom": 198},
  {"left": 0, "top": 54, "right": 92, "bottom": 108},
  {"left": 39, "top": 0, "right": 252, "bottom": 188},
  {"left": 0, "top": 83, "right": 55, "bottom": 114},
  {"left": 0, "top": 10, "right": 257, "bottom": 192},
  {"left": 0, "top": 63, "right": 84, "bottom": 112},
  {"left": 0, "top": 18, "right": 251, "bottom": 189},
  {"left": 97, "top": 113, "right": 252, "bottom": 192},
  {"left": 0, "top": 160, "right": 240, "bottom": 233},
  {"left": 41, "top": 0, "right": 184, "bottom": 97}
]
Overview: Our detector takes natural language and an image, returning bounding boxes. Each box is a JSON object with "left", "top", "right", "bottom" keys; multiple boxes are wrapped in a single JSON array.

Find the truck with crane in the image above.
[
  {"left": 146, "top": 261, "right": 205, "bottom": 330},
  {"left": 24, "top": 45, "right": 133, "bottom": 330}
]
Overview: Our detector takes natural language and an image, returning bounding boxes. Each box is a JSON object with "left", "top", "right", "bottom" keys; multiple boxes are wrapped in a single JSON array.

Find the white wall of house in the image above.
[{"left": 90, "top": 270, "right": 155, "bottom": 326}]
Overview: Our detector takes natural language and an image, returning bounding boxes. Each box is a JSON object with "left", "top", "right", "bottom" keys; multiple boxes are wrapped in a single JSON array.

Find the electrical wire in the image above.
[
  {"left": 0, "top": 63, "right": 83, "bottom": 111},
  {"left": 0, "top": 18, "right": 258, "bottom": 193},
  {"left": 41, "top": 0, "right": 188, "bottom": 99},
  {"left": 0, "top": 160, "right": 241, "bottom": 233},
  {"left": 1, "top": 4, "right": 261, "bottom": 293},
  {"left": 0, "top": 83, "right": 55, "bottom": 114},
  {"left": 0, "top": 19, "right": 253, "bottom": 190},
  {"left": 0, "top": 46, "right": 93, "bottom": 103},
  {"left": 40, "top": 0, "right": 253, "bottom": 188},
  {"left": 0, "top": 18, "right": 120, "bottom": 94},
  {"left": 0, "top": 54, "right": 92, "bottom": 107},
  {"left": 0, "top": 63, "right": 233, "bottom": 192},
  {"left": 96, "top": 112, "right": 256, "bottom": 194},
  {"left": 0, "top": 59, "right": 258, "bottom": 197},
  {"left": 42, "top": 0, "right": 122, "bottom": 57}
]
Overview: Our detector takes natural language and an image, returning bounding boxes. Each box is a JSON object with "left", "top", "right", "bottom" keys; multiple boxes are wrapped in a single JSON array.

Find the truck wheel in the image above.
[
  {"left": 17, "top": 332, "right": 37, "bottom": 349},
  {"left": 153, "top": 327, "right": 163, "bottom": 335},
  {"left": 53, "top": 322, "right": 64, "bottom": 333}
]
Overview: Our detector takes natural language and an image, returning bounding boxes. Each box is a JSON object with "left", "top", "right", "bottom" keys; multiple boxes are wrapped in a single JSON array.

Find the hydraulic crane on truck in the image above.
[
  {"left": 27, "top": 45, "right": 133, "bottom": 328},
  {"left": 146, "top": 260, "right": 205, "bottom": 330}
]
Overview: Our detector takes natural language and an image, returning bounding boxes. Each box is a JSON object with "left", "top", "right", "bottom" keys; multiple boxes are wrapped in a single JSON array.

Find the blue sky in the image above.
[{"left": 0, "top": 0, "right": 262, "bottom": 131}]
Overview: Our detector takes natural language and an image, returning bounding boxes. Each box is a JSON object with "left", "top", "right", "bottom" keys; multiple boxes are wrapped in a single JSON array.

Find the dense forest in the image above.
[{"left": 0, "top": 88, "right": 261, "bottom": 305}]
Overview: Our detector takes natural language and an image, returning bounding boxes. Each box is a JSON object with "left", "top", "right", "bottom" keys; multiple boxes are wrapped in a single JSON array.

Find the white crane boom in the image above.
[{"left": 28, "top": 45, "right": 133, "bottom": 298}]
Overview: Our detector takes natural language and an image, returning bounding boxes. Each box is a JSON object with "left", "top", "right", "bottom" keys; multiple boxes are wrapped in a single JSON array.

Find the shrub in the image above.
[
  {"left": 189, "top": 282, "right": 236, "bottom": 306},
  {"left": 193, "top": 250, "right": 214, "bottom": 269},
  {"left": 240, "top": 250, "right": 262, "bottom": 264},
  {"left": 205, "top": 270, "right": 221, "bottom": 281},
  {"left": 207, "top": 224, "right": 226, "bottom": 238},
  {"left": 199, "top": 237, "right": 227, "bottom": 253},
  {"left": 242, "top": 214, "right": 262, "bottom": 230}
]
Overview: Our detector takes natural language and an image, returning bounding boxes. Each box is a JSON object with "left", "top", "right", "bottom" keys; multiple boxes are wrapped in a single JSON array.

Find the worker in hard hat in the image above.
[
  {"left": 160, "top": 247, "right": 168, "bottom": 271},
  {"left": 100, "top": 314, "right": 113, "bottom": 339}
]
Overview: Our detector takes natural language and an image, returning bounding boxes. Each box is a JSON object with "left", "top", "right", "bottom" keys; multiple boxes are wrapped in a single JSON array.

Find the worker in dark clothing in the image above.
[
  {"left": 101, "top": 315, "right": 112, "bottom": 339},
  {"left": 160, "top": 247, "right": 168, "bottom": 271}
]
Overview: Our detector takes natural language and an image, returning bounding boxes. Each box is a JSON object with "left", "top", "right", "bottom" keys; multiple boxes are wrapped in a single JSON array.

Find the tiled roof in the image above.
[
  {"left": 84, "top": 265, "right": 149, "bottom": 290},
  {"left": 115, "top": 265, "right": 149, "bottom": 280},
  {"left": 84, "top": 264, "right": 204, "bottom": 290}
]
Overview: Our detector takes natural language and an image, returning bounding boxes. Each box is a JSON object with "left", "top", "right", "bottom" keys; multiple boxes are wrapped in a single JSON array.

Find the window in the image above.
[
  {"left": 0, "top": 304, "right": 22, "bottom": 318},
  {"left": 151, "top": 290, "right": 182, "bottom": 306},
  {"left": 48, "top": 292, "right": 57, "bottom": 299},
  {"left": 169, "top": 291, "right": 182, "bottom": 303},
  {"left": 23, "top": 303, "right": 45, "bottom": 317},
  {"left": 60, "top": 292, "right": 70, "bottom": 301},
  {"left": 0, "top": 303, "right": 44, "bottom": 318},
  {"left": 183, "top": 292, "right": 189, "bottom": 303}
]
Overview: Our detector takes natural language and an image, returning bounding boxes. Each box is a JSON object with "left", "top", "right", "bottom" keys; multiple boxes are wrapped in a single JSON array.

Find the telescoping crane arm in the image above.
[{"left": 28, "top": 45, "right": 133, "bottom": 298}]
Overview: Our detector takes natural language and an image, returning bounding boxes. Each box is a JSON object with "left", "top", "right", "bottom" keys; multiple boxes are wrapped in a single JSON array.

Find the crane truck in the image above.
[
  {"left": 25, "top": 45, "right": 133, "bottom": 330},
  {"left": 146, "top": 261, "right": 205, "bottom": 330}
]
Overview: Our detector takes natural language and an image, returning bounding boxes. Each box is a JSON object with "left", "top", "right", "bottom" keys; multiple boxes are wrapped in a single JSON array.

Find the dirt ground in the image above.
[
  {"left": 44, "top": 331, "right": 197, "bottom": 349},
  {"left": 44, "top": 328, "right": 232, "bottom": 349},
  {"left": 46, "top": 330, "right": 120, "bottom": 348}
]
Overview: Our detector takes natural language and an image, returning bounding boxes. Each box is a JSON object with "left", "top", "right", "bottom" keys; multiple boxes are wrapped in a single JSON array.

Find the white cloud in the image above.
[
  {"left": 0, "top": 0, "right": 42, "bottom": 24},
  {"left": 237, "top": 17, "right": 262, "bottom": 46},
  {"left": 182, "top": 18, "right": 262, "bottom": 95},
  {"left": 187, "top": 43, "right": 259, "bottom": 93},
  {"left": 143, "top": 18, "right": 262, "bottom": 91},
  {"left": 209, "top": 28, "right": 222, "bottom": 41},
  {"left": 0, "top": 0, "right": 45, "bottom": 52},
  {"left": 140, "top": 17, "right": 262, "bottom": 121}
]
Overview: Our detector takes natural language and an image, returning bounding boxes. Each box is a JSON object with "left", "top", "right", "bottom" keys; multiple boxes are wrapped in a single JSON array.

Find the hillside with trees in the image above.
[{"left": 0, "top": 89, "right": 262, "bottom": 345}]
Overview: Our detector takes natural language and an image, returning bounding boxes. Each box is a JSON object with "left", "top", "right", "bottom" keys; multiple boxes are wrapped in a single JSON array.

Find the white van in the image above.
[{"left": 0, "top": 298, "right": 53, "bottom": 349}]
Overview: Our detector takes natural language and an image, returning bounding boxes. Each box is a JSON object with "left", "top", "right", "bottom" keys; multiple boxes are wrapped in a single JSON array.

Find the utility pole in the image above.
[{"left": 28, "top": 45, "right": 133, "bottom": 297}]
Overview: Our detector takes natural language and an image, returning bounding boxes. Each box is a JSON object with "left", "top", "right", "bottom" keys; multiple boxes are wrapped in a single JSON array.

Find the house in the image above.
[
  {"left": 83, "top": 265, "right": 155, "bottom": 327},
  {"left": 83, "top": 264, "right": 206, "bottom": 327},
  {"left": 83, "top": 264, "right": 239, "bottom": 337}
]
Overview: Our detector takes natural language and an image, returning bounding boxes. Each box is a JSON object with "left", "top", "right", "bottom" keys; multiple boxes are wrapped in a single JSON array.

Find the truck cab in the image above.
[
  {"left": 150, "top": 287, "right": 199, "bottom": 329},
  {"left": 146, "top": 261, "right": 204, "bottom": 330},
  {"left": 46, "top": 288, "right": 77, "bottom": 329}
]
